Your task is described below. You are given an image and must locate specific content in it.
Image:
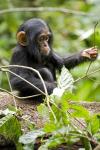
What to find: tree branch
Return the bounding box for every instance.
[0,7,96,17]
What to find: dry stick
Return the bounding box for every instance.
[0,87,17,97]
[86,22,100,83]
[5,69,40,105]
[85,61,92,76]
[82,65,100,84]
[0,65,57,122]
[4,67,42,99]
[85,22,98,78]
[14,94,41,99]
[93,22,98,48]
[0,87,41,99]
[0,65,46,96]
[1,65,47,102]
[0,71,3,86]
[6,72,17,109]
[8,69,45,95]
[0,7,95,17]
[0,69,43,99]
[86,67,100,76]
[74,68,100,83]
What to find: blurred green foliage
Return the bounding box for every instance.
[0,0,100,101]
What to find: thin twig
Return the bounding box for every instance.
[0,87,41,99]
[85,22,99,80]
[0,87,17,97]
[93,22,98,48]
[85,61,92,76]
[15,94,41,99]
[74,67,100,83]
[0,65,46,95]
[0,7,96,17]
[6,72,17,109]
[5,65,48,96]
[0,71,3,86]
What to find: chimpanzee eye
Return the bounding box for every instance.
[38,35,49,43]
[39,36,44,42]
[45,36,49,41]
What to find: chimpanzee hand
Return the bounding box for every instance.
[81,47,98,60]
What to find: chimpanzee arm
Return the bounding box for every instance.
[50,52,64,70]
[50,51,85,70]
[63,47,98,69]
[63,52,86,69]
[51,47,97,70]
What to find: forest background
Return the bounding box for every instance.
[0,0,100,101]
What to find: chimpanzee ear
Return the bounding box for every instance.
[17,31,27,46]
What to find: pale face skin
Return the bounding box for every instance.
[37,30,51,55]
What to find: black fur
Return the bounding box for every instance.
[10,18,88,97]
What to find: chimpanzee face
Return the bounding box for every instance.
[16,18,52,56]
[37,30,51,55]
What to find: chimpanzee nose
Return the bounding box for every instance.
[44,42,47,47]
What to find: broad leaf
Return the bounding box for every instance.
[57,66,74,92]
[52,66,74,98]
[38,136,65,150]
[19,129,45,145]
[37,104,49,118]
[0,114,22,150]
[71,105,90,120]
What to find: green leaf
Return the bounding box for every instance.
[37,104,49,118]
[81,137,92,150]
[39,136,65,150]
[94,132,100,141]
[61,91,74,101]
[19,129,45,145]
[1,108,16,115]
[0,114,22,150]
[44,122,57,132]
[57,66,74,92]
[71,105,90,120]
[52,66,74,98]
[87,114,100,134]
[51,91,69,111]
[72,81,92,101]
